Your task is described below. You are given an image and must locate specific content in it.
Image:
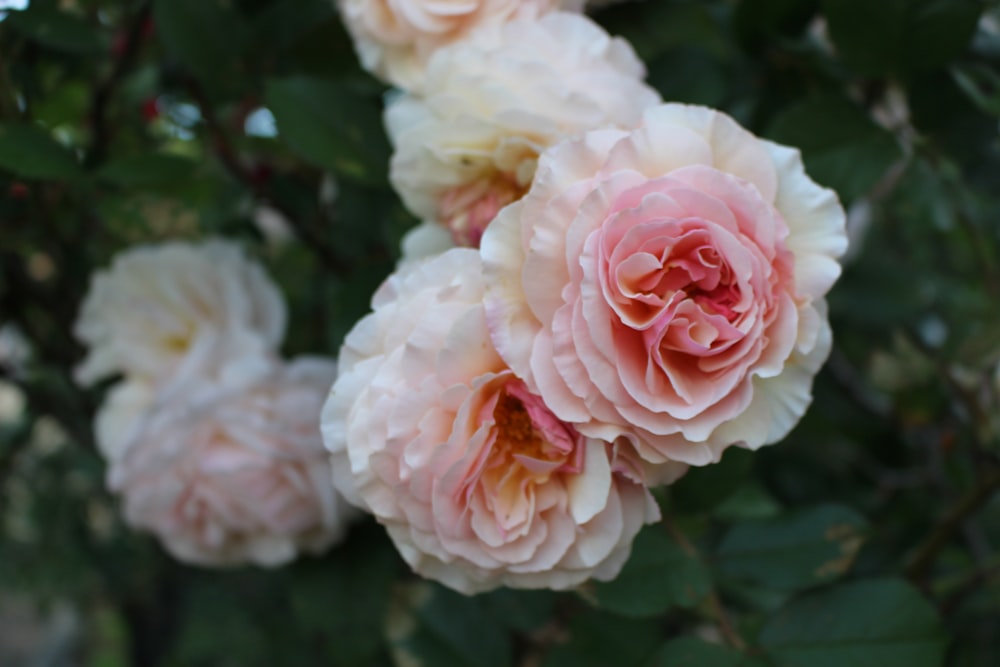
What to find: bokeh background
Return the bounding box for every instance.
[1,0,999,665]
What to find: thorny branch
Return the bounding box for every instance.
[906,466,1000,582]
[86,2,153,167]
[663,516,746,652]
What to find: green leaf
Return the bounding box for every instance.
[712,481,783,522]
[734,0,818,52]
[249,0,337,51]
[97,154,199,189]
[648,637,763,667]
[0,123,83,181]
[481,588,556,634]
[265,76,390,186]
[291,524,399,667]
[386,582,512,667]
[4,7,104,54]
[153,0,250,89]
[670,448,754,513]
[542,610,662,667]
[908,70,997,164]
[86,602,129,667]
[821,0,981,77]
[591,524,711,616]
[595,2,730,62]
[759,579,948,667]
[716,504,867,591]
[647,47,730,108]
[767,93,902,202]
[951,64,1000,118]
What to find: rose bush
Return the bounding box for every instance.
[482,103,848,468]
[6,0,994,662]
[322,249,679,593]
[105,357,353,567]
[385,11,660,252]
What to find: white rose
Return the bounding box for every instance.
[386,12,661,254]
[74,240,286,388]
[337,0,584,90]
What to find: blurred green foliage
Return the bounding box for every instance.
[1,0,1000,665]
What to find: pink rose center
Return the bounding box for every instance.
[458,379,583,530]
[441,173,526,248]
[611,222,750,358]
[587,170,798,412]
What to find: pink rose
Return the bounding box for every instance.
[322,249,677,593]
[337,0,583,90]
[482,104,848,468]
[108,357,354,567]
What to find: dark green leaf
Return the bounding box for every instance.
[387,582,512,667]
[4,7,104,54]
[951,64,1000,118]
[591,524,711,616]
[767,93,902,202]
[542,610,661,667]
[481,588,556,634]
[596,2,730,62]
[647,47,730,108]
[153,0,250,89]
[734,0,818,52]
[908,70,998,165]
[291,524,399,667]
[716,504,867,590]
[648,637,763,667]
[712,482,782,522]
[670,448,754,513]
[759,579,947,667]
[265,76,390,186]
[97,154,200,189]
[0,123,83,181]
[821,0,981,76]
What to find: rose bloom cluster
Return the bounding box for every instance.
[75,240,355,567]
[324,5,849,593]
[77,4,849,593]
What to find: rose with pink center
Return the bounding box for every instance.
[482,104,848,468]
[439,174,525,247]
[322,249,675,593]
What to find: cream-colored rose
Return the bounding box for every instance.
[386,12,660,253]
[482,104,848,468]
[74,240,286,388]
[108,357,354,567]
[322,249,679,593]
[96,380,155,462]
[337,0,584,89]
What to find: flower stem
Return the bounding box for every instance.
[905,466,1000,582]
[662,516,746,651]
